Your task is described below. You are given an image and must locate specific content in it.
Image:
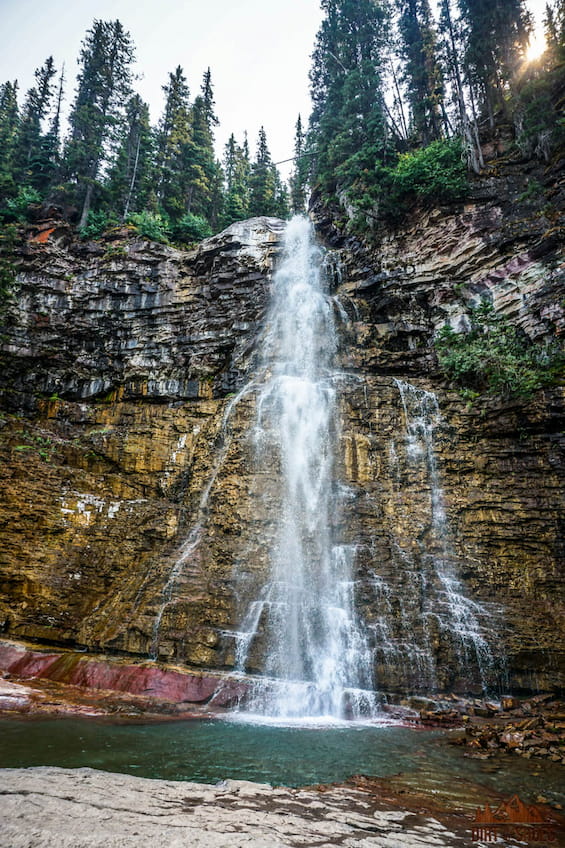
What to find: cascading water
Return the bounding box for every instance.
[152,217,504,710]
[150,381,257,660]
[233,216,378,720]
[392,380,502,692]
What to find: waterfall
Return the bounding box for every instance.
[233,216,378,720]
[393,380,502,692]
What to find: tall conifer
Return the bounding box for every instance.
[249,127,275,216]
[14,57,57,189]
[221,133,251,226]
[289,114,309,213]
[0,82,19,197]
[458,0,532,125]
[65,19,135,226]
[397,0,445,142]
[309,0,391,194]
[107,94,153,219]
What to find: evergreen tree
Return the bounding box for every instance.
[273,170,290,218]
[188,94,217,217]
[289,114,309,213]
[309,0,391,195]
[224,133,238,192]
[0,81,19,197]
[182,69,223,222]
[248,127,289,219]
[200,67,219,128]
[249,126,278,216]
[39,65,66,193]
[155,65,194,217]
[107,94,153,219]
[397,0,445,143]
[13,57,57,189]
[221,132,251,226]
[458,0,532,126]
[207,158,225,231]
[64,19,135,227]
[438,0,484,171]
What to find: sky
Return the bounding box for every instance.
[0,0,549,180]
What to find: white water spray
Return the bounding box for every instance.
[234,217,377,719]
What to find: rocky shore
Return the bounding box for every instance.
[0,766,507,848]
[1,641,564,845]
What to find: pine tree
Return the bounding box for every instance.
[249,126,278,216]
[207,159,225,231]
[309,0,391,195]
[39,65,65,193]
[188,94,217,217]
[289,114,309,213]
[64,19,135,227]
[397,0,445,143]
[13,57,57,189]
[221,133,251,226]
[438,0,484,171]
[155,66,193,217]
[107,94,153,219]
[273,171,290,219]
[200,67,219,129]
[189,69,223,225]
[458,0,532,126]
[0,81,19,197]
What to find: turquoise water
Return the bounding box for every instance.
[0,717,563,810]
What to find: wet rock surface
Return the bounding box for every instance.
[0,766,495,848]
[0,158,563,696]
[0,218,285,667]
[445,694,565,766]
[0,640,245,718]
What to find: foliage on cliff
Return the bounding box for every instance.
[342,138,468,227]
[0,223,18,308]
[303,0,565,229]
[435,301,565,399]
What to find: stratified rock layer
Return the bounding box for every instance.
[0,159,563,696]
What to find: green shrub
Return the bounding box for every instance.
[2,186,42,222]
[128,211,170,243]
[435,300,564,400]
[172,212,212,244]
[392,139,468,206]
[79,210,114,240]
[340,138,469,229]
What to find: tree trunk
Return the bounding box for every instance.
[79,182,94,229]
[123,133,141,221]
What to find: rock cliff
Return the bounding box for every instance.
[0,155,563,697]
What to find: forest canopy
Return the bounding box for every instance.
[0,0,564,243]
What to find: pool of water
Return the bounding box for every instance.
[1,717,563,811]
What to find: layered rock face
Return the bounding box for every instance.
[317,156,565,693]
[0,218,284,667]
[0,159,563,696]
